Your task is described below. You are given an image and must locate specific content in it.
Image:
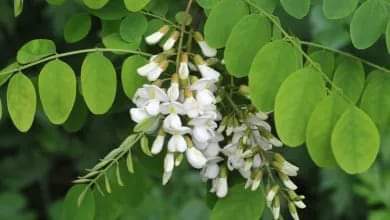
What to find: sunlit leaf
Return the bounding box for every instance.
[224,14,271,77]
[249,40,302,112]
[280,0,310,19]
[331,107,380,174]
[39,60,76,124]
[124,0,151,12]
[308,50,335,79]
[81,52,117,115]
[17,39,56,64]
[7,73,36,132]
[275,67,327,147]
[204,0,249,48]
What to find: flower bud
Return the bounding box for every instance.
[145,25,170,45]
[151,134,165,155]
[179,53,190,79]
[272,196,280,220]
[164,153,175,173]
[186,146,207,169]
[266,185,279,206]
[288,201,300,220]
[168,135,187,153]
[193,55,220,80]
[163,31,180,51]
[194,32,217,57]
[278,172,298,190]
[130,108,149,123]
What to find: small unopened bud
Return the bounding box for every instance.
[163,31,180,51]
[266,185,279,206]
[288,201,300,220]
[194,32,217,57]
[239,85,250,97]
[272,196,280,220]
[278,172,298,190]
[179,53,190,79]
[146,25,170,45]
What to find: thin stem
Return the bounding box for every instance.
[140,10,179,28]
[0,48,152,76]
[300,41,390,73]
[175,0,194,72]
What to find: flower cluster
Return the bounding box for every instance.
[130,28,222,185]
[129,25,305,220]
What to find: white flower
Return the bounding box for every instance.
[163,31,179,51]
[162,171,172,185]
[266,185,279,206]
[272,197,281,220]
[151,135,165,155]
[294,201,306,209]
[269,136,283,147]
[194,32,217,57]
[280,173,298,190]
[167,82,180,101]
[168,134,187,153]
[189,117,217,144]
[160,102,186,115]
[252,154,263,168]
[144,99,160,116]
[133,85,168,107]
[203,141,221,157]
[145,25,169,45]
[190,78,217,92]
[186,146,207,169]
[179,53,189,79]
[201,162,220,179]
[137,61,159,77]
[137,58,169,81]
[164,153,175,173]
[130,108,149,123]
[216,177,228,198]
[194,55,220,80]
[196,89,215,106]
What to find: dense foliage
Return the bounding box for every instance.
[0,0,390,219]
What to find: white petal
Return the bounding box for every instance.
[270,137,283,147]
[190,78,217,91]
[178,62,189,79]
[167,82,180,101]
[204,142,221,157]
[163,38,177,51]
[252,154,262,168]
[151,135,165,154]
[216,177,228,198]
[145,32,164,45]
[294,201,306,209]
[184,97,200,118]
[160,102,186,115]
[144,99,160,116]
[130,108,149,123]
[137,62,158,76]
[144,85,169,102]
[162,171,172,185]
[198,64,220,80]
[163,114,182,131]
[186,147,207,169]
[198,41,217,57]
[283,178,298,190]
[203,163,219,179]
[193,127,211,143]
[168,135,187,152]
[147,66,164,81]
[196,89,215,106]
[164,153,175,172]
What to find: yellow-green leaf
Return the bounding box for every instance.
[121,55,147,99]
[323,0,358,19]
[17,39,56,64]
[7,73,37,132]
[331,107,380,174]
[204,0,249,48]
[81,53,117,115]
[224,14,271,77]
[64,13,92,43]
[275,67,327,147]
[83,0,109,9]
[39,60,77,124]
[124,0,151,12]
[280,0,310,19]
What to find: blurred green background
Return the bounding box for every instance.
[1,0,390,219]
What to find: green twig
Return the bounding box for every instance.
[0,48,152,76]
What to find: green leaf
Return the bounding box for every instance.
[331,106,380,174]
[360,71,390,134]
[124,0,151,12]
[275,67,327,147]
[204,0,249,48]
[121,55,148,99]
[134,116,160,133]
[224,14,271,77]
[88,0,128,20]
[332,58,365,103]
[126,151,134,173]
[119,13,148,43]
[83,0,109,9]
[93,191,123,220]
[323,0,358,19]
[39,60,76,125]
[386,22,390,54]
[197,0,221,9]
[14,0,23,17]
[248,0,277,13]
[17,39,56,64]
[0,98,2,121]
[249,40,302,112]
[61,185,95,220]
[81,52,117,115]
[308,50,335,79]
[0,63,19,87]
[102,33,140,53]
[210,183,265,220]
[141,135,152,157]
[350,0,388,49]
[7,73,37,132]
[306,93,349,167]
[64,14,92,43]
[280,0,310,19]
